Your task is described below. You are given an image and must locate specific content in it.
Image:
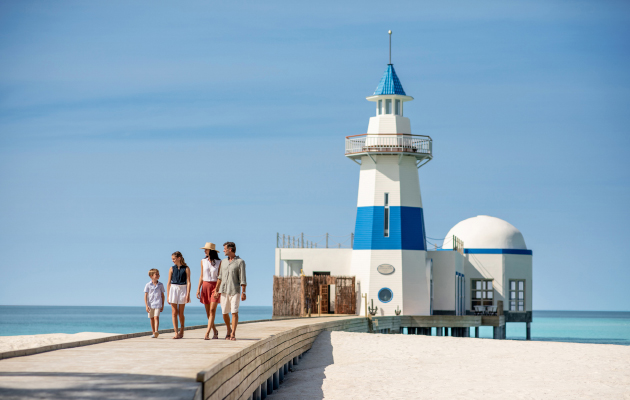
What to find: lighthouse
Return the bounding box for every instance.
[346,34,433,316]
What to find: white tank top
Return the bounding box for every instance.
[202,258,220,282]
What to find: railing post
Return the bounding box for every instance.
[326,233,329,248]
[301,233,304,248]
[276,233,279,248]
[282,234,285,248]
[351,233,354,248]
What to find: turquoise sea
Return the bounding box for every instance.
[0,305,272,337]
[0,307,628,345]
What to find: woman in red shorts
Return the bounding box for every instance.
[196,242,222,340]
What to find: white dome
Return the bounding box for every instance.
[442,215,527,250]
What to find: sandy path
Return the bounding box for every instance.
[0,332,118,353]
[272,331,630,399]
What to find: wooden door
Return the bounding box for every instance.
[319,284,329,314]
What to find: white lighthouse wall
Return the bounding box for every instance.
[428,250,465,312]
[367,115,411,134]
[401,250,430,315]
[356,155,422,208]
[365,250,404,316]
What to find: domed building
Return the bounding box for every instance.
[428,215,533,338]
[442,215,528,251]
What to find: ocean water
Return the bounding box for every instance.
[0,305,272,336]
[1,307,628,345]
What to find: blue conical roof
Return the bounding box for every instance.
[373,64,406,96]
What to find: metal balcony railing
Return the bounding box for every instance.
[345,134,432,157]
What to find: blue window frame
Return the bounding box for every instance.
[378,287,393,303]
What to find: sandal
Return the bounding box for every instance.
[225,332,232,340]
[212,331,219,340]
[204,335,210,340]
[230,335,236,341]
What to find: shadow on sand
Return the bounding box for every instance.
[269,331,334,400]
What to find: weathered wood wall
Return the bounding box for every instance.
[334,276,356,315]
[272,277,302,317]
[273,275,356,316]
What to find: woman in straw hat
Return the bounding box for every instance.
[196,242,222,340]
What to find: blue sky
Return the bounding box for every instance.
[0,1,628,310]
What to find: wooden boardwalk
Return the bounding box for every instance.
[0,316,360,400]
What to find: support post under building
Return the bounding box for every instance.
[526,322,531,340]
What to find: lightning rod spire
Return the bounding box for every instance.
[388,30,392,64]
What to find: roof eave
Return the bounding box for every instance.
[366,94,414,102]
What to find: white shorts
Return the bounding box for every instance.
[221,293,241,314]
[148,308,160,318]
[169,284,188,304]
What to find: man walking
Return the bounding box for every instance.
[216,241,247,340]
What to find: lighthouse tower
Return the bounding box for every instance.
[346,41,433,316]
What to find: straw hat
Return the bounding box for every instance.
[200,242,220,251]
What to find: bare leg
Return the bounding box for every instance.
[204,321,212,340]
[223,312,232,339]
[178,304,186,338]
[209,302,219,337]
[204,304,213,340]
[171,304,179,339]
[231,313,239,340]
[154,317,160,338]
[204,303,211,319]
[150,317,156,333]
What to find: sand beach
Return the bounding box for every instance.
[273,331,630,399]
[0,332,118,354]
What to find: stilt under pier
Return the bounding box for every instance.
[267,376,273,395]
[526,322,531,340]
[475,327,480,338]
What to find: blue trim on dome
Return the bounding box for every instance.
[465,249,533,255]
[373,64,406,96]
[430,249,532,255]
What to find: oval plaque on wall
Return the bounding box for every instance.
[377,264,395,275]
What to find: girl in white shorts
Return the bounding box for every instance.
[167,251,191,339]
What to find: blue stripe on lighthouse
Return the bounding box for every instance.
[353,206,427,250]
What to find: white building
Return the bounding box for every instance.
[275,60,532,332]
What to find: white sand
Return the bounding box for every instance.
[273,331,630,399]
[0,332,118,353]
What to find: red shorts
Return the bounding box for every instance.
[200,281,219,304]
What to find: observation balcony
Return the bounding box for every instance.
[345,133,433,167]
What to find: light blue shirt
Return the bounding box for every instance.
[144,281,165,309]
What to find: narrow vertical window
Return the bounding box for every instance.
[384,193,389,237]
[509,280,526,311]
[395,99,400,115]
[385,99,392,114]
[378,100,382,115]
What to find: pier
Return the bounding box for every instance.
[0,316,365,400]
[0,314,509,399]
